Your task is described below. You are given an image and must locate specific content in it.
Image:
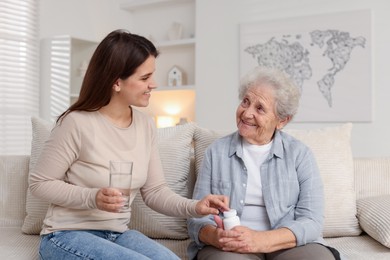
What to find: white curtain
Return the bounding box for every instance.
[0,0,39,155]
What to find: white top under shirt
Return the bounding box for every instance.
[241,139,272,231]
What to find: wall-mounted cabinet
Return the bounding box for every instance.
[40,36,98,121]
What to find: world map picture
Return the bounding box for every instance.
[240,10,372,122]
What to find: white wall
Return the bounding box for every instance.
[39,0,130,41]
[39,0,390,158]
[39,0,196,123]
[195,0,390,158]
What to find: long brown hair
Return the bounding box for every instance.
[57,29,159,123]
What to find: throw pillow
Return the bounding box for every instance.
[128,123,196,239]
[21,117,53,234]
[194,123,361,238]
[285,123,361,237]
[357,195,390,248]
[193,127,230,176]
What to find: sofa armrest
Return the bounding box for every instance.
[0,155,30,227]
[357,195,390,248]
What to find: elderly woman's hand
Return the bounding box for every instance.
[219,227,297,253]
[218,226,264,253]
[195,194,230,215]
[198,215,245,250]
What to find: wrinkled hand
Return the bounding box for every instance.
[219,226,265,253]
[214,213,261,253]
[195,194,230,215]
[96,187,127,213]
[200,225,232,249]
[199,217,241,250]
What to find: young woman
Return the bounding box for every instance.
[30,29,228,260]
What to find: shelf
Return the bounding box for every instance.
[155,37,195,48]
[70,85,194,97]
[156,84,194,91]
[120,0,193,11]
[120,0,196,122]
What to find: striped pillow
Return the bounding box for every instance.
[128,123,196,239]
[357,195,390,248]
[21,117,52,234]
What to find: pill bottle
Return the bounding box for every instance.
[223,209,240,230]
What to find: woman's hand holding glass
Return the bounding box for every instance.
[95,161,133,213]
[96,188,128,213]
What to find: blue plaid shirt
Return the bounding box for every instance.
[187,130,325,259]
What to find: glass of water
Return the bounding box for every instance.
[109,160,133,212]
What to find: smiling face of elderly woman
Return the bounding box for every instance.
[236,83,289,145]
[236,67,301,145]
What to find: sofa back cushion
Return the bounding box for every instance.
[354,157,390,200]
[193,123,361,238]
[128,123,196,239]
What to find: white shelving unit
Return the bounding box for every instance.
[120,0,196,91]
[156,84,195,91]
[120,0,196,125]
[120,0,193,12]
[40,36,98,121]
[156,37,195,48]
[119,0,197,124]
[40,1,197,124]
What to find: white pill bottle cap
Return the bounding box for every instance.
[223,209,237,218]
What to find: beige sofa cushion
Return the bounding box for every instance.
[194,123,361,238]
[193,127,232,176]
[357,195,390,248]
[22,117,196,239]
[21,117,52,234]
[128,123,196,239]
[354,157,390,200]
[285,123,361,237]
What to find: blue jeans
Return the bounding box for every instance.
[39,230,180,260]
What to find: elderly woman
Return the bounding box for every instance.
[187,67,340,260]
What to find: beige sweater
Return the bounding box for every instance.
[30,109,199,235]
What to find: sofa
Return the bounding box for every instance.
[1,118,390,259]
